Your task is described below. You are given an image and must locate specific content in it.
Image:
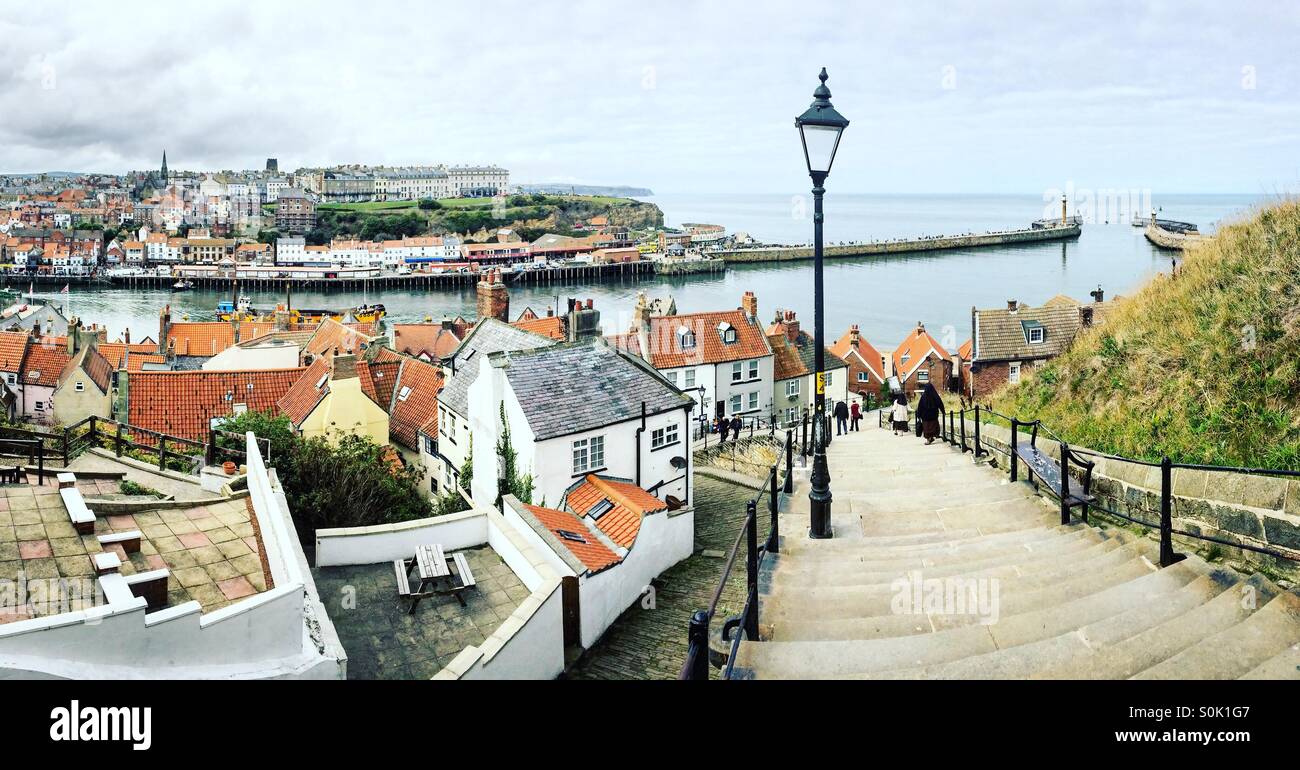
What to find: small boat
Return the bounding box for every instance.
[216,295,259,321]
[171,280,194,292]
[283,303,387,325]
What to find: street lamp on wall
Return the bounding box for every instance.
[795,67,849,540]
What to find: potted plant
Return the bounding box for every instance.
[222,460,237,475]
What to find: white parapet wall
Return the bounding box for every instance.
[0,433,346,680]
[314,507,566,680]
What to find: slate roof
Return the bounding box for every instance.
[610,310,772,369]
[766,330,848,382]
[80,346,114,392]
[494,340,693,442]
[127,368,305,441]
[972,300,1109,363]
[440,318,557,417]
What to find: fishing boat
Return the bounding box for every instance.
[172,280,194,292]
[285,303,386,325]
[216,295,260,321]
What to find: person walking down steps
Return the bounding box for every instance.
[890,395,910,436]
[850,400,862,432]
[834,400,850,435]
[917,382,945,445]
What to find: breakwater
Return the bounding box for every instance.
[1144,223,1205,252]
[714,223,1082,263]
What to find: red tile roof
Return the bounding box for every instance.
[522,503,621,573]
[166,322,235,357]
[98,342,166,371]
[511,315,566,341]
[958,338,973,360]
[388,357,444,449]
[611,310,771,368]
[391,323,462,361]
[21,341,71,388]
[127,368,306,441]
[0,331,29,373]
[830,327,885,383]
[278,356,403,428]
[564,474,666,549]
[304,318,377,359]
[80,347,114,392]
[892,325,950,380]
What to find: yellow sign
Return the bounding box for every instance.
[816,372,826,395]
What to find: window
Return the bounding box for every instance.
[684,369,695,388]
[731,362,742,382]
[397,386,412,402]
[423,435,436,455]
[825,371,833,386]
[443,462,455,489]
[748,360,759,380]
[786,379,800,396]
[651,425,679,450]
[858,372,869,382]
[729,394,742,414]
[748,391,759,411]
[573,435,605,473]
[74,381,84,392]
[34,401,43,412]
[786,407,798,424]
[665,371,678,387]
[665,422,678,446]
[1028,327,1046,344]
[678,327,696,349]
[917,369,929,384]
[1009,362,1021,384]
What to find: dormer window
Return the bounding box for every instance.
[717,321,737,344]
[1028,327,1045,344]
[677,326,696,349]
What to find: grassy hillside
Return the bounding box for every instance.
[992,199,1300,469]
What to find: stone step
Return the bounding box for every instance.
[767,528,1116,586]
[760,548,1156,623]
[777,512,1079,556]
[768,559,1210,645]
[1028,573,1280,679]
[1132,589,1300,679]
[1238,640,1300,679]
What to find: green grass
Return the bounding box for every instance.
[991,198,1300,469]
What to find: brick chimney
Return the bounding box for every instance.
[1006,300,1018,313]
[741,291,757,321]
[332,354,358,382]
[158,305,171,355]
[1089,286,1105,303]
[915,321,926,337]
[476,269,510,323]
[849,324,860,347]
[784,310,800,343]
[123,328,131,345]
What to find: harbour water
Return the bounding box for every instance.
[35,193,1269,350]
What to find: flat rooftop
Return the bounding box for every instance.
[0,480,270,624]
[312,545,528,680]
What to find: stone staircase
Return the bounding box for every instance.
[729,422,1300,679]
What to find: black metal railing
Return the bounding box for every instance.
[64,416,208,475]
[693,413,779,450]
[964,405,1300,567]
[681,429,794,680]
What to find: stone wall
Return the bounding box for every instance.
[716,224,1081,264]
[974,422,1300,581]
[694,436,784,482]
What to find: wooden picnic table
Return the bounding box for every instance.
[394,543,479,613]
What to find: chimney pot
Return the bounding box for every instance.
[1007,300,1018,312]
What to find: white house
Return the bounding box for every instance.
[613,291,774,429]
[766,310,850,426]
[467,338,696,513]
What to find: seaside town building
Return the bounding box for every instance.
[890,322,954,397]
[275,187,316,234]
[830,323,888,404]
[766,309,849,425]
[967,291,1112,398]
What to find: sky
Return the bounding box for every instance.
[1,0,1298,195]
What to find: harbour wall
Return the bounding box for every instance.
[716,224,1082,264]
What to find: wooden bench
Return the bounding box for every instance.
[0,465,24,484]
[98,530,143,554]
[1010,419,1096,521]
[124,569,170,610]
[446,552,478,607]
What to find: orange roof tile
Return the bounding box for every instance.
[166,322,236,357]
[830,327,885,383]
[958,338,973,360]
[564,474,666,549]
[127,368,306,441]
[391,323,462,361]
[892,325,950,380]
[98,342,166,370]
[0,331,29,373]
[388,357,444,449]
[304,318,377,359]
[611,309,771,368]
[522,503,621,573]
[510,315,566,341]
[21,342,71,388]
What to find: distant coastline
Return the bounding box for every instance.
[518,183,653,197]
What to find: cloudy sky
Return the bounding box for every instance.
[1,0,1297,194]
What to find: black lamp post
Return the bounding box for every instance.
[795,67,849,539]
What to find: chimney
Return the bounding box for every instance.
[476,269,510,323]
[1080,306,1095,328]
[785,311,800,343]
[850,324,860,347]
[67,317,80,354]
[158,304,171,355]
[916,321,926,337]
[1006,300,1018,313]
[741,291,758,321]
[123,328,130,345]
[1090,286,1105,303]
[332,354,359,382]
[567,298,602,342]
[441,315,453,331]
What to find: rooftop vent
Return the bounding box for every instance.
[557,529,587,544]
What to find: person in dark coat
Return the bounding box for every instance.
[730,416,743,440]
[833,400,850,435]
[718,416,730,442]
[849,400,862,431]
[916,383,945,444]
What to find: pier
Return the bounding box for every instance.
[714,222,1082,264]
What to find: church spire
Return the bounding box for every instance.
[161,150,168,182]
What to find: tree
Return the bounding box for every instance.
[418,199,441,211]
[495,402,533,507]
